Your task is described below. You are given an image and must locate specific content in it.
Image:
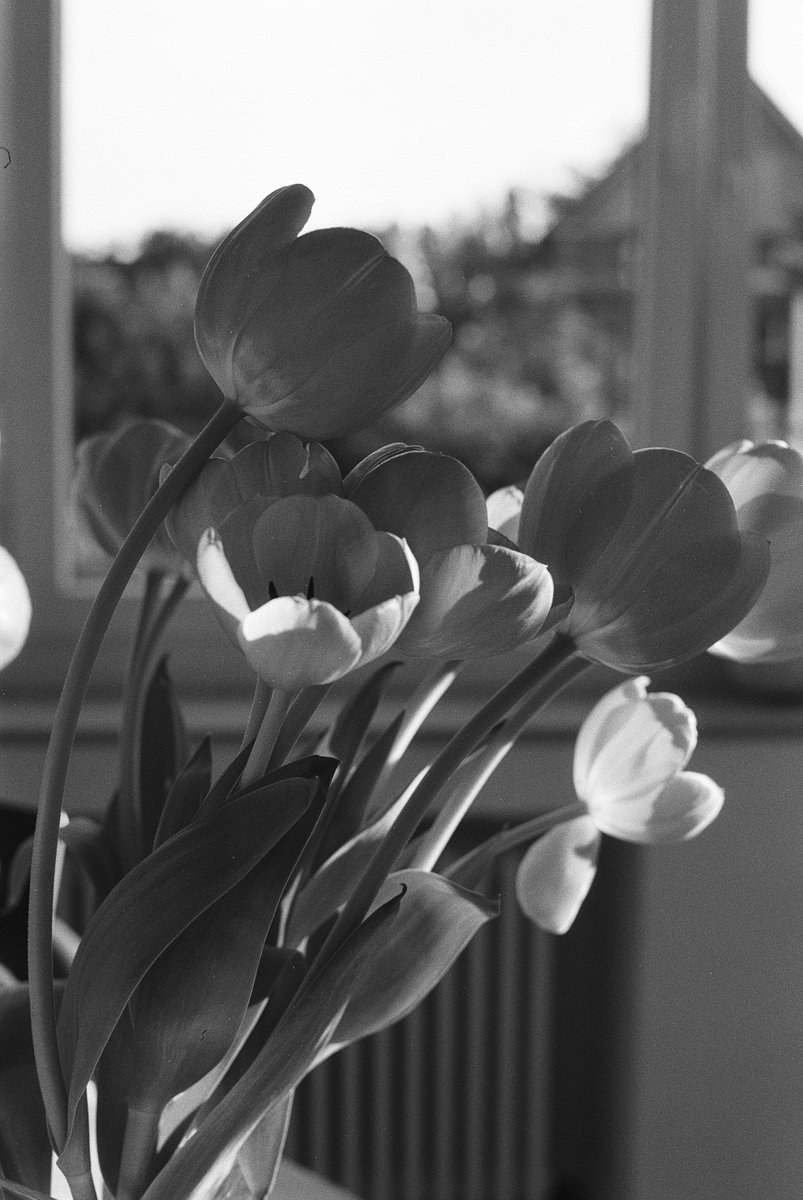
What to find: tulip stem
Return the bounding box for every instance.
[307,633,590,980]
[28,400,241,1152]
[242,688,295,788]
[445,801,587,889]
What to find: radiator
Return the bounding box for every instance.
[285,851,555,1200]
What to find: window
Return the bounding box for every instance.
[3,1,802,699]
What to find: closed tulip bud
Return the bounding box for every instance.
[72,420,191,574]
[516,420,770,672]
[194,184,452,439]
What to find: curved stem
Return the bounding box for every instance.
[445,800,587,889]
[28,401,241,1152]
[117,571,167,867]
[307,634,588,981]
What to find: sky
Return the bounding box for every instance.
[62,0,803,252]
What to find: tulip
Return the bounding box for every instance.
[0,544,31,670]
[516,676,723,933]
[72,420,192,574]
[166,431,343,566]
[705,439,803,663]
[194,184,452,439]
[515,420,770,671]
[346,447,554,656]
[196,493,419,689]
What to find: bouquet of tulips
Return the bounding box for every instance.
[2,183,803,1200]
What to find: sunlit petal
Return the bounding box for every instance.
[515,817,600,934]
[238,597,362,688]
[350,593,420,667]
[574,677,697,805]
[486,485,523,542]
[396,544,553,658]
[0,545,32,670]
[196,531,251,624]
[594,770,724,844]
[707,440,803,664]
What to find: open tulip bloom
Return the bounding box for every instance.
[2,186,789,1200]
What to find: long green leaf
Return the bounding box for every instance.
[98,783,322,1115]
[152,735,213,847]
[56,778,312,1146]
[330,869,497,1048]
[142,890,403,1200]
[0,986,55,1193]
[284,779,418,947]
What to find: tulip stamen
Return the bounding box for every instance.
[268,581,279,601]
[307,576,315,600]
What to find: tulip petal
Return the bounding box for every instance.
[706,439,803,507]
[245,312,452,439]
[239,597,363,689]
[349,450,488,564]
[248,495,380,611]
[576,529,770,670]
[574,677,697,806]
[350,592,420,667]
[396,544,553,658]
[595,770,724,844]
[518,420,635,589]
[486,484,524,543]
[515,817,600,934]
[195,184,315,395]
[342,443,422,493]
[577,451,742,609]
[348,531,420,612]
[196,530,251,624]
[709,494,803,662]
[0,546,31,670]
[73,421,190,571]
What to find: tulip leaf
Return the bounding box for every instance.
[139,656,189,852]
[0,985,58,1192]
[142,889,403,1200]
[98,779,324,1116]
[285,785,411,947]
[2,837,32,914]
[332,870,498,1047]
[153,735,213,847]
[59,816,121,904]
[236,1091,294,1197]
[267,684,330,768]
[0,1178,55,1200]
[317,713,405,862]
[322,660,401,769]
[56,778,313,1146]
[193,740,255,818]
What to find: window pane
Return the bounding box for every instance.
[62,0,651,491]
